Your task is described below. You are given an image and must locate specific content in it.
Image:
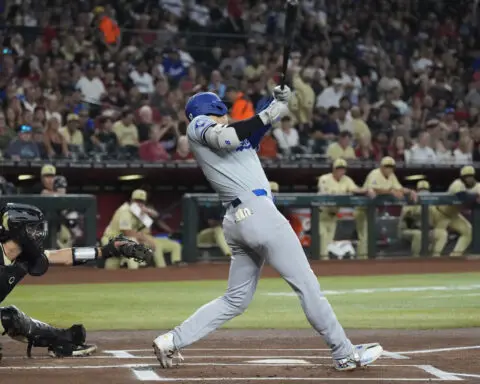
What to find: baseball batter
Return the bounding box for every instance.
[152,89,383,371]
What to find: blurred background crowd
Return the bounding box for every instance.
[1,0,480,165]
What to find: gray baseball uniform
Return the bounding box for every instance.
[171,115,353,359]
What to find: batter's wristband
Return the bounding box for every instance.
[72,247,98,265]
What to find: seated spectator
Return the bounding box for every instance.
[435,139,453,163]
[310,107,339,154]
[326,131,356,161]
[273,116,300,155]
[162,49,187,84]
[76,62,106,106]
[139,125,170,162]
[371,132,390,161]
[225,85,255,121]
[91,115,118,156]
[453,136,473,164]
[389,135,410,163]
[408,131,437,164]
[43,118,69,158]
[137,105,153,143]
[158,114,181,151]
[355,135,375,160]
[113,108,139,151]
[208,70,226,98]
[0,112,16,156]
[337,107,352,133]
[257,131,279,159]
[171,135,194,161]
[60,114,84,153]
[349,106,371,142]
[130,60,155,95]
[316,79,344,110]
[5,125,41,160]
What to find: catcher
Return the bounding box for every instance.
[0,202,152,360]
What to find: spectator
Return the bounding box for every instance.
[355,135,375,161]
[453,136,473,165]
[371,132,390,160]
[0,112,16,156]
[337,107,352,133]
[409,131,437,164]
[91,115,118,156]
[130,60,155,95]
[225,86,255,121]
[76,62,106,106]
[257,131,279,159]
[315,79,344,110]
[273,116,300,155]
[151,78,170,112]
[139,125,170,162]
[389,135,410,163]
[171,135,194,161]
[208,70,226,99]
[113,108,139,151]
[43,118,69,159]
[435,139,453,164]
[137,105,154,143]
[326,131,356,161]
[60,114,84,153]
[349,106,371,142]
[158,114,181,151]
[310,107,339,153]
[162,49,187,84]
[5,125,41,160]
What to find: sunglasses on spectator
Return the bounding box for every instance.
[2,48,12,55]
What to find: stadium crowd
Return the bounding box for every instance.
[1,0,480,164]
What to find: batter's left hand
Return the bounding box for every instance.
[273,85,292,103]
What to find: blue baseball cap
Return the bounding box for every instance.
[19,125,33,133]
[185,92,228,121]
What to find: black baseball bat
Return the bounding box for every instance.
[280,0,299,90]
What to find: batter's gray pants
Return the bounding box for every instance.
[171,193,354,359]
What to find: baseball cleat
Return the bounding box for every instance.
[153,333,184,368]
[334,343,383,371]
[48,343,97,358]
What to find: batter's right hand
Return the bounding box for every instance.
[273,85,292,103]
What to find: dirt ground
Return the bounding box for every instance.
[7,258,480,383]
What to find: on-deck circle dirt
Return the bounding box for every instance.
[6,258,479,383]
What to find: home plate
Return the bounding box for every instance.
[246,359,311,365]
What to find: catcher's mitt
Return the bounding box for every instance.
[101,235,153,263]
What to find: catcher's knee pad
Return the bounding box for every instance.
[0,305,86,357]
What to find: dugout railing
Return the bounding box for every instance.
[181,193,480,262]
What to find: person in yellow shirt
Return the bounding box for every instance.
[102,189,155,269]
[113,108,139,148]
[431,166,480,257]
[59,114,84,150]
[355,156,418,258]
[317,159,376,259]
[197,206,231,258]
[292,70,315,127]
[326,131,356,161]
[349,107,371,142]
[398,180,447,257]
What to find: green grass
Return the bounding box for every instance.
[5,273,480,330]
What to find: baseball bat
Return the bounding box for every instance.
[280,0,299,90]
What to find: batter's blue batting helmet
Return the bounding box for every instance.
[185,92,228,121]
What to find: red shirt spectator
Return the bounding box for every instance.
[139,126,170,162]
[257,133,278,159]
[172,135,194,160]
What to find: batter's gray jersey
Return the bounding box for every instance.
[187,115,271,203]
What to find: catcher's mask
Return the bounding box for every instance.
[1,203,49,276]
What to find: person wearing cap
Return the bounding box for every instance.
[355,156,418,258]
[398,180,447,257]
[39,164,56,194]
[432,166,480,257]
[317,159,376,259]
[5,125,41,160]
[76,62,106,106]
[326,131,356,161]
[59,114,84,152]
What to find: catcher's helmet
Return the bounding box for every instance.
[0,203,49,276]
[185,92,228,122]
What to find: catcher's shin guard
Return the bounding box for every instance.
[0,305,86,357]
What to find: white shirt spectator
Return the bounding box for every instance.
[412,57,433,73]
[178,49,195,68]
[160,0,184,18]
[130,70,155,94]
[408,144,437,164]
[453,148,472,165]
[435,149,453,164]
[316,83,344,109]
[273,127,299,152]
[337,115,353,133]
[189,2,210,27]
[76,76,105,105]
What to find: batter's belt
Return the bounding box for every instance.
[231,189,268,208]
